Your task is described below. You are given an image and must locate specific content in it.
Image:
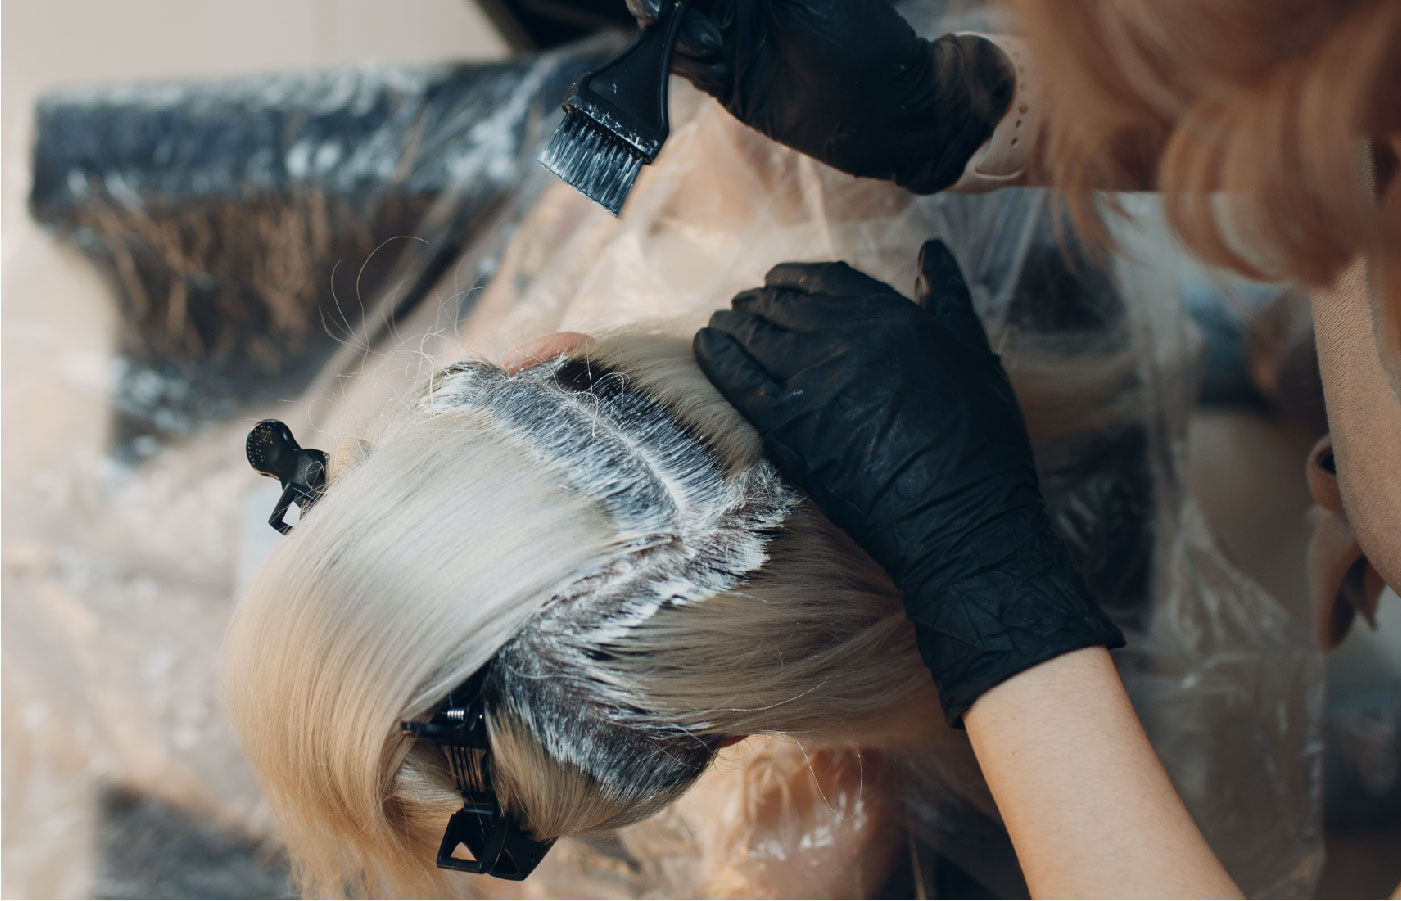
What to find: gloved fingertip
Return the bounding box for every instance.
[679,9,723,54]
[692,325,720,355]
[693,326,755,386]
[766,260,892,299]
[914,239,973,310]
[731,287,824,329]
[730,287,769,312]
[705,307,752,334]
[763,261,830,292]
[916,239,957,275]
[692,327,723,369]
[758,436,808,488]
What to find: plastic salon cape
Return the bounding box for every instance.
[10,21,1322,901]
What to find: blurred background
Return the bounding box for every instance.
[2,2,1398,898]
[3,4,508,897]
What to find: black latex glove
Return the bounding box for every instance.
[694,242,1125,724]
[626,0,1013,194]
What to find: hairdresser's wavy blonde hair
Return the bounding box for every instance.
[1001,0,1401,288]
[224,334,935,898]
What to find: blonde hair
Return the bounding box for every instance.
[1000,0,1401,288]
[224,333,935,897]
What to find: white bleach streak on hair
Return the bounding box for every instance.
[225,334,937,897]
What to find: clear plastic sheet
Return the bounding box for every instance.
[26,44,613,455]
[6,12,1326,900]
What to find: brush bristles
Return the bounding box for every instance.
[539,113,645,216]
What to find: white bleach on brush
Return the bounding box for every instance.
[538,0,693,216]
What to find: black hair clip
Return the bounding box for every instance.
[400,672,554,881]
[245,420,328,534]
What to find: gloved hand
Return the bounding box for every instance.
[694,242,1125,724]
[625,0,1013,194]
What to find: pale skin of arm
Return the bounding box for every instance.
[964,647,1243,899]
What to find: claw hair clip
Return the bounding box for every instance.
[245,420,328,534]
[401,671,555,880]
[244,420,551,878]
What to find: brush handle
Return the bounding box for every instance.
[567,0,692,158]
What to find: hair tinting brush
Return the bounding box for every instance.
[539,0,692,216]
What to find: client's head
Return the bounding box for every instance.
[224,333,930,897]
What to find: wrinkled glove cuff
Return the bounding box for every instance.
[910,559,1126,728]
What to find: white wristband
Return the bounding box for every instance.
[948,34,1040,193]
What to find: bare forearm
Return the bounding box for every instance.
[964,647,1241,899]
